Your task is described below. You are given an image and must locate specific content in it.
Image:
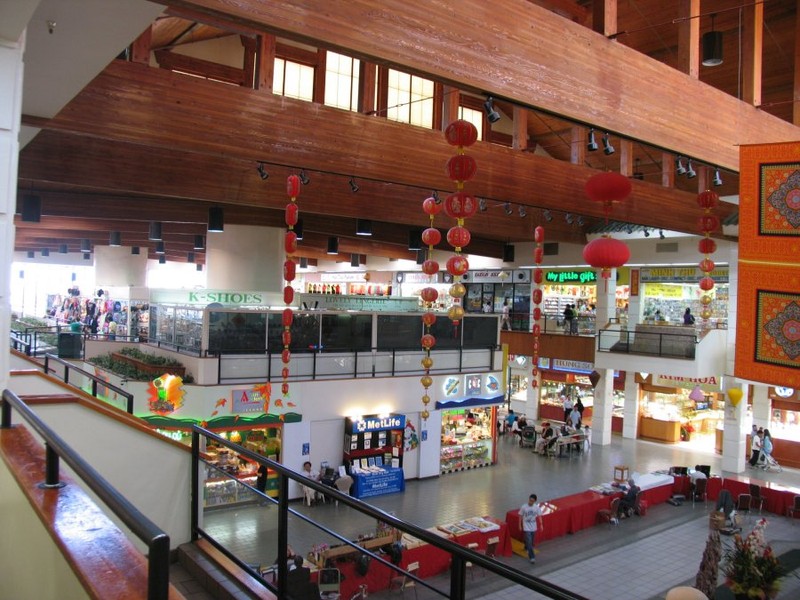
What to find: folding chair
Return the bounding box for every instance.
[786,495,800,524]
[736,493,752,522]
[748,483,764,514]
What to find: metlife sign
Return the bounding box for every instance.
[348,415,406,434]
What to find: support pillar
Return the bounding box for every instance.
[721,385,747,473]
[591,368,615,446]
[622,371,640,439]
[751,384,771,429]
[593,268,617,326]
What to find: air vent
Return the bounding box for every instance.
[543,242,559,256]
[655,242,679,253]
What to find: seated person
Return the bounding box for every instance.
[617,479,640,518]
[688,467,707,493]
[301,461,320,506]
[534,423,555,454]
[286,555,319,600]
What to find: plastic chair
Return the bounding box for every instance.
[748,483,764,514]
[598,497,621,525]
[333,475,354,506]
[692,477,708,506]
[786,495,800,523]
[318,568,341,599]
[388,561,418,598]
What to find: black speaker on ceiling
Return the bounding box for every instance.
[503,244,515,262]
[21,194,42,222]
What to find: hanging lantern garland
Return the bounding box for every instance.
[530,225,546,389]
[281,175,301,400]
[443,119,479,328]
[697,190,720,322]
[583,172,632,291]
[418,195,442,421]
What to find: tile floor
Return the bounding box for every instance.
[188,432,800,599]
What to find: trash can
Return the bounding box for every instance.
[57,333,82,359]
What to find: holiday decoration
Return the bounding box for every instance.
[583,235,630,283]
[583,172,631,289]
[697,189,720,322]
[585,172,632,223]
[531,225,545,389]
[282,174,301,400]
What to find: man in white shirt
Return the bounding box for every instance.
[562,395,573,422]
[518,493,544,563]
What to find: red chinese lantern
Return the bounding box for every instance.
[444,119,478,147]
[446,226,471,249]
[698,238,717,254]
[699,258,716,273]
[281,349,291,364]
[283,259,296,281]
[282,382,290,395]
[443,192,478,219]
[422,312,437,327]
[533,268,543,284]
[283,285,294,304]
[534,226,545,244]
[698,214,720,233]
[282,330,292,346]
[533,324,541,336]
[585,172,632,222]
[534,247,544,264]
[282,308,293,327]
[533,307,542,321]
[285,231,297,254]
[445,155,477,182]
[422,196,442,216]
[420,287,439,303]
[281,367,290,379]
[421,334,436,349]
[421,228,441,246]
[696,190,720,210]
[422,260,439,275]
[285,202,299,226]
[286,175,301,198]
[532,289,543,304]
[583,236,630,279]
[446,255,469,276]
[699,277,715,291]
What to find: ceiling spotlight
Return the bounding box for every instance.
[576,216,585,226]
[299,169,310,185]
[518,205,527,218]
[625,224,634,235]
[504,202,513,216]
[478,198,487,212]
[483,96,501,123]
[702,14,723,67]
[432,190,441,205]
[356,219,372,236]
[565,213,574,225]
[542,209,553,223]
[587,128,598,152]
[349,176,359,193]
[257,162,269,180]
[633,159,644,180]
[148,221,162,241]
[686,159,697,179]
[602,132,615,155]
[326,236,339,255]
[675,156,687,176]
[713,168,723,187]
[659,229,666,239]
[643,228,651,237]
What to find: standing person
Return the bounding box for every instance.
[762,429,774,463]
[749,426,762,467]
[575,398,585,427]
[501,300,511,330]
[568,406,581,430]
[107,317,117,341]
[563,304,574,334]
[505,409,516,435]
[569,304,579,335]
[518,494,544,563]
[562,394,573,423]
[256,464,268,499]
[683,307,696,325]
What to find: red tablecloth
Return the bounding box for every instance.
[640,482,674,506]
[672,475,722,500]
[505,491,617,543]
[722,475,800,516]
[448,517,512,557]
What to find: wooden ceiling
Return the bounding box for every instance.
[14,0,799,265]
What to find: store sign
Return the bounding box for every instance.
[639,267,729,283]
[401,272,442,284]
[486,375,500,393]
[538,357,551,369]
[302,295,417,312]
[350,415,406,434]
[630,269,640,297]
[232,388,268,413]
[545,270,597,284]
[320,272,369,282]
[552,359,594,374]
[462,269,528,283]
[466,374,483,395]
[151,288,265,306]
[775,387,794,398]
[443,376,461,397]
[655,375,721,392]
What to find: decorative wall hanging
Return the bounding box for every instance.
[697,189,720,322]
[282,175,301,400]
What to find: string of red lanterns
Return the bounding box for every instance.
[697,189,720,322]
[531,225,545,389]
[419,195,442,421]
[281,175,301,399]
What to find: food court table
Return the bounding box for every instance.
[351,467,405,499]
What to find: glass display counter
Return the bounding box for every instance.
[440,407,496,474]
[440,439,492,474]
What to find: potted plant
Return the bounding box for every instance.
[722,518,784,599]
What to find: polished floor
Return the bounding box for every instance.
[190,431,800,600]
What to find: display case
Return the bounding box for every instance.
[440,439,492,474]
[440,407,496,474]
[204,473,259,508]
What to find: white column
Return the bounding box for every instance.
[94,246,148,287]
[721,385,747,473]
[622,371,640,439]
[526,371,539,421]
[626,269,642,327]
[594,268,617,326]
[1,30,25,391]
[751,384,771,429]
[591,368,614,446]
[207,224,284,293]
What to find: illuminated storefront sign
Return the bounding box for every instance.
[655,374,721,392]
[640,267,729,283]
[545,270,597,284]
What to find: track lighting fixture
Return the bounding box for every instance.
[542,209,553,223]
[702,14,723,67]
[349,176,359,193]
[587,128,598,152]
[602,132,615,155]
[294,219,304,241]
[208,206,224,232]
[483,96,501,123]
[193,235,205,250]
[675,156,687,176]
[518,205,527,218]
[159,255,166,264]
[643,228,650,237]
[432,190,441,205]
[478,198,487,212]
[685,159,697,179]
[625,224,634,235]
[155,241,165,254]
[504,202,513,216]
[713,168,723,187]
[565,213,574,225]
[81,239,91,253]
[257,162,269,180]
[659,229,666,239]
[350,253,360,267]
[356,219,372,236]
[633,159,644,180]
[326,236,339,255]
[299,257,309,269]
[109,231,121,247]
[576,216,585,227]
[148,221,162,241]
[299,169,310,185]
[131,246,140,255]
